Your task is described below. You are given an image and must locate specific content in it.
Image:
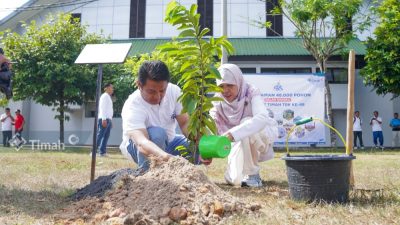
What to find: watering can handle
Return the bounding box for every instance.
[286,117,350,155]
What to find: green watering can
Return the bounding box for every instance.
[199,135,232,159]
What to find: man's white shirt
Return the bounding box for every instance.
[353,117,362,131]
[0,113,12,131]
[119,83,183,158]
[98,92,113,120]
[371,116,382,131]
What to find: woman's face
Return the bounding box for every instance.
[219,83,239,103]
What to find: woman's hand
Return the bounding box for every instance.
[199,155,212,165]
[224,132,235,142]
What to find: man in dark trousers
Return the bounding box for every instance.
[96,83,114,157]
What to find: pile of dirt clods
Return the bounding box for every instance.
[56,157,261,225]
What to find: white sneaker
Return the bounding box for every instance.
[354,146,358,150]
[361,146,365,150]
[380,146,384,150]
[242,174,262,188]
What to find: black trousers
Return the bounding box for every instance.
[2,130,12,147]
[353,131,364,147]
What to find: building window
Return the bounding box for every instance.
[240,68,257,74]
[317,68,348,83]
[261,68,312,74]
[266,0,283,36]
[197,0,213,36]
[129,0,146,38]
[70,13,81,24]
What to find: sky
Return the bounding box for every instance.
[0,0,29,21]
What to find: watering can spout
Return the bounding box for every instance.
[199,135,231,159]
[295,117,313,126]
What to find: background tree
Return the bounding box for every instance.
[269,0,365,145]
[360,0,400,98]
[1,13,104,143]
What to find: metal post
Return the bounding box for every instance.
[221,0,228,64]
[90,64,103,182]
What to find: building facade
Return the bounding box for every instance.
[0,0,398,147]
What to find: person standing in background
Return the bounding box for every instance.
[13,109,25,147]
[389,112,400,148]
[353,111,364,150]
[370,110,384,150]
[0,108,14,147]
[96,83,114,157]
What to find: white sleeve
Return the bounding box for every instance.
[98,94,107,120]
[229,95,275,141]
[121,96,147,132]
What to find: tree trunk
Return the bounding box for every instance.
[59,99,65,144]
[319,59,336,147]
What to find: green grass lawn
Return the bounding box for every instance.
[0,147,399,224]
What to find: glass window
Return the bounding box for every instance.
[129,0,146,38]
[197,0,213,36]
[261,68,311,74]
[316,68,348,83]
[240,68,256,74]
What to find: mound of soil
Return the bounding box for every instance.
[57,157,261,225]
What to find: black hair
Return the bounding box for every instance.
[103,83,112,89]
[355,111,359,114]
[374,110,379,114]
[138,60,170,85]
[0,48,4,55]
[395,112,399,116]
[5,107,10,111]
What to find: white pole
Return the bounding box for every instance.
[221,0,228,64]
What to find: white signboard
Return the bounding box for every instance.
[244,74,326,145]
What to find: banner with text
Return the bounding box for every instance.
[244,74,326,145]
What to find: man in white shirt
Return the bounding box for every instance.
[0,107,14,147]
[96,83,114,156]
[120,60,208,172]
[370,110,384,149]
[353,111,364,150]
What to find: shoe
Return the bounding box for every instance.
[100,153,109,157]
[361,146,365,150]
[241,174,262,188]
[380,146,384,150]
[354,146,358,150]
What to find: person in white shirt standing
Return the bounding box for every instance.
[0,107,14,147]
[370,110,384,149]
[119,61,210,172]
[210,64,278,188]
[353,111,364,150]
[97,83,114,157]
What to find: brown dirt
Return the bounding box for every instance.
[55,157,261,225]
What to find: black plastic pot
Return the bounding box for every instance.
[282,154,356,203]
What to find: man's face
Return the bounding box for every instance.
[355,111,359,117]
[105,85,114,95]
[395,113,398,119]
[137,79,168,105]
[374,111,378,117]
[5,110,10,115]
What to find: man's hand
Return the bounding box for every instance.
[102,120,107,128]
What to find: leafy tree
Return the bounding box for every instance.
[360,0,400,98]
[1,14,105,143]
[270,0,365,145]
[158,1,234,160]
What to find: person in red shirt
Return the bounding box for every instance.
[14,109,25,137]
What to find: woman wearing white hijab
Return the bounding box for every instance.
[210,64,277,187]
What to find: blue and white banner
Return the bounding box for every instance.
[244,74,326,145]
